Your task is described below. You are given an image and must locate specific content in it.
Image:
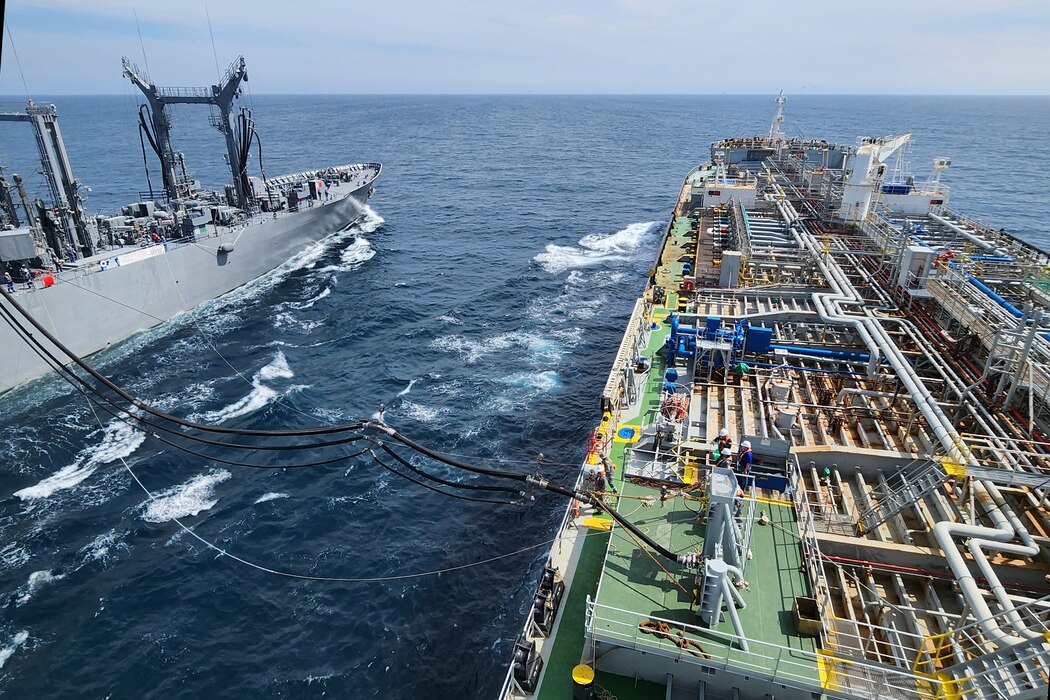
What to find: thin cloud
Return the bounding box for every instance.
[2,0,1048,94]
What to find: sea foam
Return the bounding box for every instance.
[16,570,65,606]
[142,470,232,523]
[254,492,289,505]
[14,420,145,501]
[190,351,293,424]
[0,631,29,669]
[533,221,660,274]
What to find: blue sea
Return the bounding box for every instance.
[0,95,1048,698]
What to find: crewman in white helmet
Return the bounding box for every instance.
[713,428,733,453]
[736,440,754,476]
[716,444,735,470]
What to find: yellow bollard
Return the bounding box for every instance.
[571,664,595,700]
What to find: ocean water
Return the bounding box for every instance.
[0,95,1048,697]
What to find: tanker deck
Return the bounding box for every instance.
[500,97,1050,700]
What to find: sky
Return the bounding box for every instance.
[1,0,1049,95]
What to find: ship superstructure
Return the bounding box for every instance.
[0,57,380,392]
[501,96,1050,700]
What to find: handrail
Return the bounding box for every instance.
[789,453,835,638]
[588,599,946,699]
[600,297,650,413]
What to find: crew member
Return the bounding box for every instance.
[736,440,753,477]
[714,428,733,453]
[594,466,608,493]
[600,456,619,493]
[736,440,754,494]
[716,445,735,470]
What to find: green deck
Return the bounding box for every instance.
[591,488,819,682]
[535,530,609,700]
[537,299,821,696]
[653,217,697,290]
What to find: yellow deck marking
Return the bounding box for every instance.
[582,517,613,531]
[816,650,838,690]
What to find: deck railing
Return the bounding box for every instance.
[587,599,945,700]
[599,297,651,415]
[788,453,835,639]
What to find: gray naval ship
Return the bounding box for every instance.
[0,56,380,393]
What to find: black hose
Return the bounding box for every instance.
[1,291,686,563]
[373,422,529,482]
[0,304,381,469]
[591,498,681,562]
[379,443,523,495]
[138,123,155,198]
[368,449,520,506]
[374,422,683,563]
[252,130,267,183]
[0,302,374,451]
[0,287,368,438]
[138,105,160,156]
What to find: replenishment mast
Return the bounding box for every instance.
[0,56,380,393]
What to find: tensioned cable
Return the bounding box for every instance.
[0,304,380,470]
[0,287,366,438]
[4,22,32,99]
[119,447,556,582]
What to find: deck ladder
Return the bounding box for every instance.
[856,459,947,535]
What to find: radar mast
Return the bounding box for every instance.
[768,90,787,144]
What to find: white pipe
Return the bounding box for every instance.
[837,388,894,404]
[771,183,1041,647]
[721,578,750,652]
[929,212,1006,255]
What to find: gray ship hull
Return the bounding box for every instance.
[0,179,375,393]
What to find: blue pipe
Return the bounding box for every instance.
[969,255,1015,263]
[769,344,870,362]
[961,278,1050,342]
[967,276,1022,318]
[670,315,699,336]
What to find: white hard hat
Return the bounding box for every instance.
[724,445,735,455]
[719,428,728,437]
[740,440,751,449]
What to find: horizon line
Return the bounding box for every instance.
[1,92,1049,99]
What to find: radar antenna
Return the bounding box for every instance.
[925,157,951,192]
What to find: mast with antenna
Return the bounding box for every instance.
[768,90,787,144]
